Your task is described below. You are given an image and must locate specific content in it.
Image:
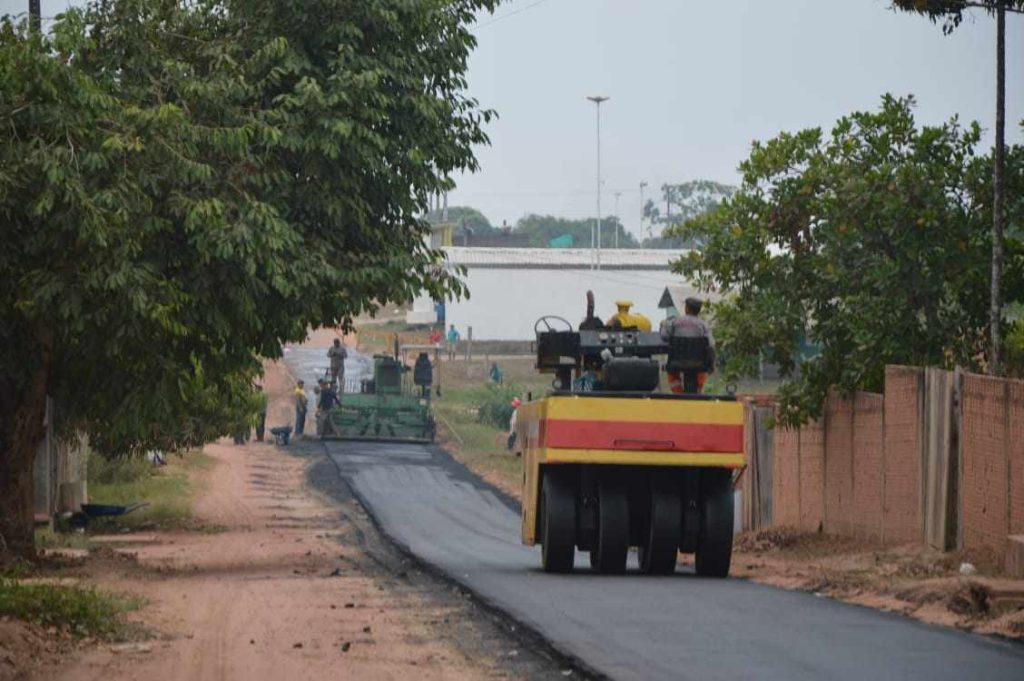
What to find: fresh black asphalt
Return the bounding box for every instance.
[286,348,1024,680]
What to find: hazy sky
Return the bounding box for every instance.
[4,0,1021,240]
[457,0,1023,238]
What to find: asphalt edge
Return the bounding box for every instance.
[318,442,610,681]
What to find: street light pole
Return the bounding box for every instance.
[587,96,608,270]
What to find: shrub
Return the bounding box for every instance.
[476,385,520,430]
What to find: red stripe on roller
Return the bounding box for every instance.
[544,420,743,453]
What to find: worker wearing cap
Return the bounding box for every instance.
[660,297,716,393]
[606,300,652,332]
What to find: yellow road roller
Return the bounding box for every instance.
[515,308,744,576]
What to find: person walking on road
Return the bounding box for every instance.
[446,324,461,361]
[327,338,347,389]
[294,380,308,436]
[429,326,443,346]
[660,297,715,394]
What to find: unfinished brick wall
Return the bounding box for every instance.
[882,366,924,544]
[825,395,854,536]
[772,424,800,526]
[768,368,920,543]
[761,366,1024,559]
[798,419,826,532]
[1011,381,1024,539]
[961,374,1011,553]
[851,392,884,539]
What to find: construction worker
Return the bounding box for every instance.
[507,397,521,451]
[446,324,461,361]
[316,379,338,435]
[327,338,347,389]
[606,300,652,331]
[294,380,308,436]
[660,297,715,393]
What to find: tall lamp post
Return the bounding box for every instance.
[587,95,609,270]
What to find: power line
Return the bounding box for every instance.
[474,0,554,29]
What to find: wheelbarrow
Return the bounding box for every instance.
[69,502,150,529]
[269,425,292,445]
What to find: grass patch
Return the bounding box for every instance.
[434,384,537,496]
[0,574,142,640]
[86,450,214,531]
[35,528,94,551]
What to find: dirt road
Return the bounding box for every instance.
[47,355,567,681]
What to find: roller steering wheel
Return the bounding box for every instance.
[534,316,573,335]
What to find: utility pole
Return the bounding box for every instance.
[587,96,609,270]
[639,181,648,247]
[991,3,1006,373]
[29,0,41,33]
[613,191,622,248]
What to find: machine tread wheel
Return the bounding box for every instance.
[593,475,629,574]
[695,471,734,578]
[541,468,577,573]
[640,479,681,575]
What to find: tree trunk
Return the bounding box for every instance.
[990,5,1006,373]
[0,361,49,562]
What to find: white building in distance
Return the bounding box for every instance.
[408,247,705,341]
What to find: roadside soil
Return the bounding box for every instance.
[18,348,572,681]
[729,527,1024,642]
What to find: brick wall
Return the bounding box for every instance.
[773,424,800,526]
[1011,381,1024,538]
[882,366,924,544]
[852,392,884,539]
[761,367,1024,561]
[798,419,826,532]
[961,374,1010,553]
[768,367,921,543]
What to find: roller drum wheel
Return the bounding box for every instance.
[541,469,577,573]
[639,481,682,575]
[695,471,734,578]
[593,476,629,574]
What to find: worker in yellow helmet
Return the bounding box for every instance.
[606,300,652,332]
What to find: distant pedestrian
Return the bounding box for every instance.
[429,326,443,346]
[294,380,308,436]
[490,362,503,385]
[255,383,267,442]
[446,324,461,361]
[327,338,347,389]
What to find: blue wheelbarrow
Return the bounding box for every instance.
[69,502,150,529]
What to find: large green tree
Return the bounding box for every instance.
[0,0,495,559]
[671,96,1023,424]
[890,0,1024,371]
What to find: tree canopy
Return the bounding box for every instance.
[643,180,735,248]
[0,0,496,557]
[425,205,496,237]
[670,95,1023,424]
[513,214,638,248]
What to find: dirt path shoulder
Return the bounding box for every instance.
[41,356,565,681]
